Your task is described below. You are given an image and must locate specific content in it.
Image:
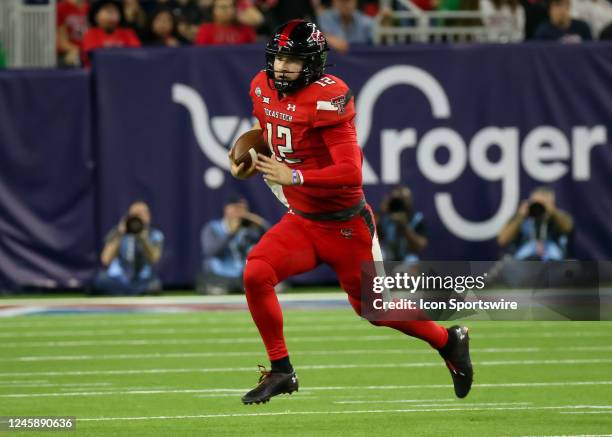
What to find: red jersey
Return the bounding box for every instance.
[56,0,90,50]
[194,23,256,45]
[249,70,364,214]
[82,27,141,66]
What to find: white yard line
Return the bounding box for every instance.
[73,405,612,422]
[2,331,609,348]
[0,292,347,306]
[0,318,595,329]
[334,401,531,406]
[1,325,610,339]
[0,358,610,378]
[0,314,609,330]
[520,434,612,436]
[559,411,612,414]
[4,345,611,363]
[0,335,396,348]
[1,381,611,398]
[0,324,372,338]
[0,348,541,363]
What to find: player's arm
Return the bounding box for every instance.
[298,121,362,187]
[297,82,361,187]
[229,120,261,179]
[100,222,125,266]
[497,201,528,246]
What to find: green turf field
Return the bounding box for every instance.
[1,308,611,436]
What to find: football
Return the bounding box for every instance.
[230,129,271,178]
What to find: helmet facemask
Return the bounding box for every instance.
[265,51,327,93]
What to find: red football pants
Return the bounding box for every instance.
[244,207,448,361]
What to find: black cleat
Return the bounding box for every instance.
[241,365,299,405]
[439,325,473,398]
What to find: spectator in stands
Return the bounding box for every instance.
[194,0,257,45]
[82,0,141,67]
[123,0,148,38]
[196,0,264,27]
[497,186,574,261]
[236,0,265,28]
[189,0,214,22]
[361,0,380,16]
[94,201,164,295]
[166,0,205,42]
[142,7,189,46]
[533,0,592,41]
[480,0,524,39]
[520,0,549,39]
[571,0,612,39]
[377,186,428,263]
[198,195,267,294]
[56,0,90,67]
[317,0,374,53]
[258,0,319,36]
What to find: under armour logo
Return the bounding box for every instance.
[262,96,270,104]
[287,104,296,111]
[341,228,353,239]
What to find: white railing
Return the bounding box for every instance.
[0,0,56,68]
[374,1,522,44]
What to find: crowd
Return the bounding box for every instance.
[54,0,612,68]
[56,0,378,67]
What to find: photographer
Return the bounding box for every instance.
[94,201,164,294]
[199,195,267,294]
[497,186,574,260]
[377,186,428,263]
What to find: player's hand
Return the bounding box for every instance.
[137,227,149,241]
[228,150,248,179]
[118,218,127,235]
[517,200,529,218]
[256,154,294,186]
[64,48,80,67]
[390,212,408,225]
[227,217,241,234]
[542,196,556,215]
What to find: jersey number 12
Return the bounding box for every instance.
[266,122,301,164]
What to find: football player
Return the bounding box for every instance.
[229,19,473,405]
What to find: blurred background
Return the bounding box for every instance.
[0,0,611,297]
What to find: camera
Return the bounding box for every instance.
[125,215,144,234]
[388,196,406,213]
[528,201,546,219]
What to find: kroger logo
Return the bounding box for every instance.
[173,65,606,242]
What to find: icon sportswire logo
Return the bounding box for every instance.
[173,65,606,242]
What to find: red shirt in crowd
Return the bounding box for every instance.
[57,0,90,51]
[82,27,141,66]
[194,23,256,45]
